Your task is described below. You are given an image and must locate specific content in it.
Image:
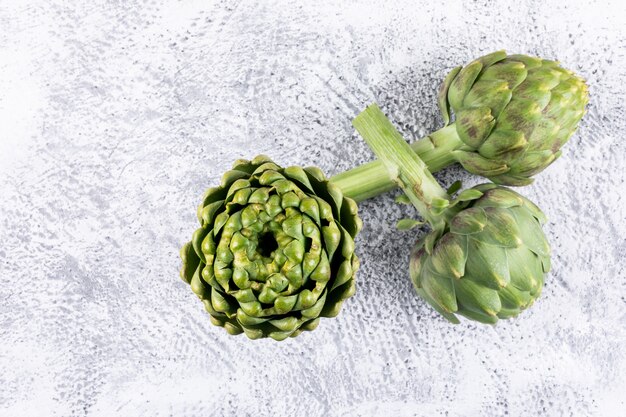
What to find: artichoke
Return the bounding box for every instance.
[331,50,588,201]
[409,184,549,324]
[353,104,551,324]
[438,50,588,185]
[180,155,362,340]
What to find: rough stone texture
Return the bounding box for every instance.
[1,1,625,416]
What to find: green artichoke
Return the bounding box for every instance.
[353,104,551,324]
[331,50,588,201]
[180,155,362,340]
[439,50,589,185]
[409,184,549,324]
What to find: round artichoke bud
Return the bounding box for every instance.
[409,184,550,324]
[180,155,362,340]
[439,50,589,185]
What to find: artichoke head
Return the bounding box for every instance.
[439,50,589,185]
[180,155,362,340]
[409,184,550,324]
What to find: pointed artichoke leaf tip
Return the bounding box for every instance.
[395,194,411,205]
[446,180,463,195]
[397,218,424,231]
[438,65,463,125]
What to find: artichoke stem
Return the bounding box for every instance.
[330,124,462,202]
[351,103,450,229]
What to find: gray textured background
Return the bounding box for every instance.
[1,1,625,416]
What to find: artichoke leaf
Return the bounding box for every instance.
[455,107,496,149]
[430,233,468,278]
[480,60,527,90]
[421,262,459,313]
[474,207,522,248]
[510,150,555,177]
[506,246,544,293]
[415,287,460,324]
[478,129,527,159]
[340,197,362,238]
[498,283,533,310]
[463,81,512,117]
[448,60,484,110]
[397,218,424,230]
[454,277,502,317]
[510,207,551,257]
[473,187,524,209]
[452,150,509,176]
[180,242,200,284]
[220,169,250,188]
[464,238,511,289]
[438,65,462,125]
[489,173,534,186]
[450,207,487,235]
[283,165,315,193]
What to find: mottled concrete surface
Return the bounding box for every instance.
[1,1,625,416]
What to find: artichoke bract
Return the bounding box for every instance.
[409,184,549,324]
[439,50,589,185]
[353,104,551,324]
[180,155,362,340]
[331,50,588,201]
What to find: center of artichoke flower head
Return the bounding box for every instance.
[257,232,278,257]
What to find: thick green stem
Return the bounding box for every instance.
[330,124,464,202]
[351,104,450,229]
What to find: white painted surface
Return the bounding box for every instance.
[1,1,625,416]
